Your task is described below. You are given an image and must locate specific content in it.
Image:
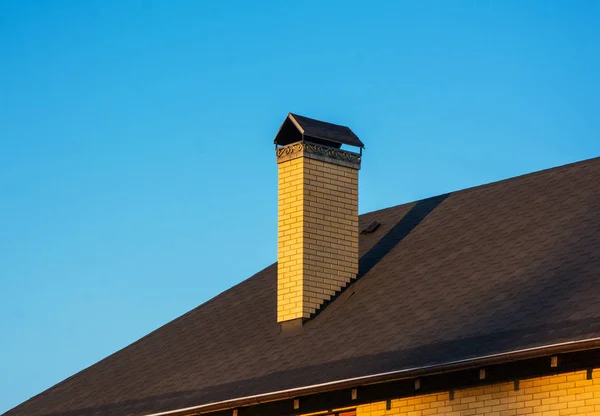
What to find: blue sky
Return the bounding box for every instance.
[1,0,599,412]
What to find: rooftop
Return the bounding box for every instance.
[5,156,600,416]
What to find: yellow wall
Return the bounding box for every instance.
[278,156,305,322]
[277,155,359,322]
[356,369,600,416]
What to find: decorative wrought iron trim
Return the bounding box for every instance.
[275,142,362,166]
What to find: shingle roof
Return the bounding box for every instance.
[5,156,600,416]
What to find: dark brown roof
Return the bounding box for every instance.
[273,113,364,149]
[5,156,600,416]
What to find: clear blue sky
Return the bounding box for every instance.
[1,0,599,412]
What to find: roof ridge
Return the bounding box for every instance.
[449,155,600,197]
[362,155,600,217]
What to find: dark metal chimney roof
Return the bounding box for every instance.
[273,113,364,149]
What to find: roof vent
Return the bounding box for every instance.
[361,221,381,235]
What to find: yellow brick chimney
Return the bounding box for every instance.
[274,113,364,323]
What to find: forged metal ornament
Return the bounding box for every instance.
[276,142,362,164]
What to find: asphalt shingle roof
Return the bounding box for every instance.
[5,156,600,416]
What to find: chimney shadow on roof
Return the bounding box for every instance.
[310,193,449,321]
[358,193,450,278]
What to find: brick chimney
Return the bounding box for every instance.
[274,113,364,323]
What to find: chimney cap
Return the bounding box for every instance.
[274,113,364,149]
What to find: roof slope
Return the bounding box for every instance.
[5,157,600,416]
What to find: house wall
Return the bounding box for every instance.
[355,369,600,416]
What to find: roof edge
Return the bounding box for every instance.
[145,337,600,416]
[363,155,600,218]
[287,113,305,135]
